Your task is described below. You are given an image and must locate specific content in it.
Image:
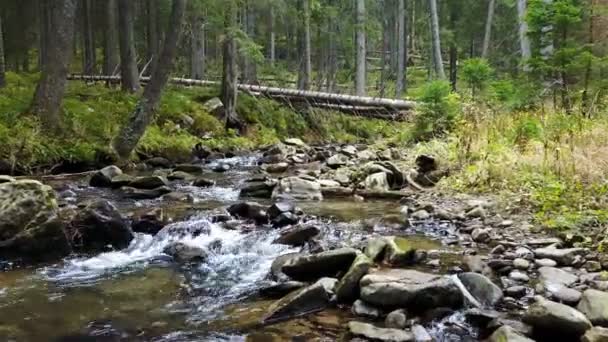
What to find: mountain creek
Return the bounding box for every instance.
[1,140,607,342]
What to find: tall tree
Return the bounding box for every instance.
[81,0,96,74]
[118,0,140,92]
[113,0,188,159]
[242,0,258,83]
[221,0,241,131]
[481,0,496,59]
[190,11,205,79]
[30,0,78,132]
[146,0,160,75]
[517,0,532,66]
[297,0,312,90]
[0,14,5,88]
[355,0,366,96]
[103,0,119,75]
[396,0,407,96]
[268,5,275,64]
[429,0,446,79]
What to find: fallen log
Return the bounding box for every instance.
[68,74,417,112]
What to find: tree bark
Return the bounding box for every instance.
[297,0,312,90]
[38,0,51,69]
[481,0,495,59]
[118,0,140,92]
[146,0,160,75]
[428,0,446,79]
[30,0,78,133]
[396,0,407,96]
[103,0,119,75]
[0,14,5,88]
[379,0,389,97]
[113,0,187,159]
[269,6,275,64]
[355,0,366,96]
[81,0,96,74]
[190,13,205,79]
[221,0,241,131]
[517,0,532,66]
[582,0,595,115]
[242,0,257,84]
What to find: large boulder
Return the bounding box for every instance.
[335,253,373,302]
[523,297,591,339]
[239,177,277,198]
[347,322,414,342]
[262,279,331,324]
[273,225,319,246]
[89,165,123,187]
[272,176,323,201]
[69,200,133,252]
[281,247,358,281]
[457,272,503,307]
[163,242,207,263]
[577,289,608,327]
[488,326,534,342]
[227,202,268,224]
[534,245,586,266]
[131,208,167,235]
[360,269,463,312]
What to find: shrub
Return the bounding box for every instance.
[462,58,494,99]
[411,80,461,141]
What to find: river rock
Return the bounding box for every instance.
[259,281,307,298]
[509,270,530,282]
[364,172,390,192]
[513,258,530,270]
[535,258,557,267]
[523,297,591,339]
[360,269,463,311]
[192,177,215,187]
[128,176,168,190]
[411,209,430,220]
[364,237,389,261]
[267,201,296,220]
[163,242,207,262]
[227,202,268,224]
[538,266,578,289]
[281,247,358,281]
[505,286,527,299]
[167,171,194,181]
[174,164,204,174]
[89,165,122,187]
[577,289,608,326]
[488,325,534,342]
[582,326,608,342]
[466,206,487,219]
[272,176,322,201]
[145,157,172,168]
[271,212,299,228]
[335,253,373,302]
[132,208,166,235]
[385,309,408,329]
[262,280,331,324]
[263,163,289,173]
[383,236,416,266]
[348,322,414,342]
[239,177,277,198]
[212,163,231,173]
[326,154,349,168]
[69,200,133,252]
[274,225,319,246]
[457,272,504,307]
[110,174,134,188]
[0,175,15,184]
[551,287,582,305]
[121,186,172,199]
[534,245,586,266]
[270,253,301,281]
[471,227,492,243]
[352,299,381,318]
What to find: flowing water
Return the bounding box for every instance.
[0,156,471,341]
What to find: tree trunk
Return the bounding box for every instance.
[379,0,389,97]
[481,0,495,59]
[190,13,205,79]
[0,15,5,88]
[517,0,532,67]
[38,0,51,69]
[396,0,407,96]
[449,3,458,90]
[113,0,187,159]
[242,0,257,83]
[327,11,338,92]
[118,0,140,92]
[297,0,312,90]
[221,0,241,131]
[30,0,78,133]
[582,0,595,115]
[81,0,96,74]
[428,0,446,79]
[103,0,119,75]
[146,1,160,75]
[355,0,366,96]
[269,6,275,64]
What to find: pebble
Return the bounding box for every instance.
[514,247,534,260]
[385,309,408,329]
[535,258,557,268]
[509,270,530,282]
[490,245,506,255]
[551,287,582,305]
[513,258,530,270]
[505,285,528,299]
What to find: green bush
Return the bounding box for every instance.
[411,80,461,142]
[461,58,494,99]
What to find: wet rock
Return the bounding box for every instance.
[464,308,500,327]
[316,277,338,295]
[466,206,487,219]
[274,225,319,246]
[383,237,416,266]
[364,172,390,192]
[162,192,194,202]
[128,176,169,190]
[259,281,307,298]
[272,176,323,201]
[167,171,194,181]
[471,227,492,243]
[271,212,299,228]
[281,247,358,281]
[364,237,389,261]
[227,202,267,224]
[505,286,527,299]
[416,155,437,173]
[192,177,215,187]
[357,149,377,161]
[462,255,489,274]
[262,280,331,324]
[534,245,586,266]
[515,247,535,260]
[121,186,172,199]
[163,242,207,263]
[270,253,301,281]
[385,309,408,329]
[69,200,133,252]
[577,289,608,326]
[535,258,557,268]
[267,201,296,220]
[262,163,289,173]
[109,174,134,188]
[212,163,231,173]
[586,261,603,272]
[513,258,530,270]
[89,165,123,187]
[411,209,430,220]
[509,270,530,283]
[582,326,608,342]
[348,321,414,342]
[360,269,463,311]
[335,254,373,302]
[318,179,341,188]
[551,287,581,305]
[457,272,504,307]
[523,297,591,339]
[174,164,204,174]
[326,154,349,168]
[488,326,534,342]
[411,325,432,342]
[352,299,381,319]
[145,157,172,168]
[239,178,277,198]
[132,208,166,235]
[538,266,578,288]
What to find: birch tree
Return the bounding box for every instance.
[429,0,446,79]
[481,0,496,59]
[355,0,366,96]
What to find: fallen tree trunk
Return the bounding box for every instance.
[68,74,417,112]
